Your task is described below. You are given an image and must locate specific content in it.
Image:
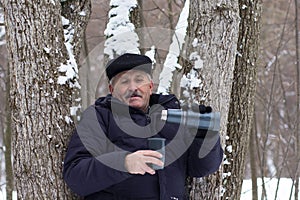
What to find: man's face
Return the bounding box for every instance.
[109,70,153,112]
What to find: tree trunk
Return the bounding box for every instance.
[250,113,258,200]
[294,0,300,198]
[2,0,90,198]
[131,0,144,53]
[4,62,13,200]
[183,0,240,199]
[222,0,262,199]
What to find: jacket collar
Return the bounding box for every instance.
[95,93,178,113]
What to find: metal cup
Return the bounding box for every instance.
[147,138,165,170]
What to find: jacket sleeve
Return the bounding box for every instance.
[63,106,131,197]
[187,130,223,177]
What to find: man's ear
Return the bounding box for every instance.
[109,84,113,93]
[149,80,154,94]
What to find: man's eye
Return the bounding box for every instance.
[120,80,129,84]
[136,78,144,82]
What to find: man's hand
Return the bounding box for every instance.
[125,150,163,175]
[191,103,212,113]
[181,102,212,113]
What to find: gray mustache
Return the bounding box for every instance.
[125,91,142,98]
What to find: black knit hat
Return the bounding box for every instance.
[105,53,152,80]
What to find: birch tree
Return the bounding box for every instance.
[2,0,91,199]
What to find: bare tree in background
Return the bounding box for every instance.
[1,0,91,198]
[293,0,299,198]
[252,0,299,199]
[223,0,262,199]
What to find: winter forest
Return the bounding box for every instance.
[0,0,299,199]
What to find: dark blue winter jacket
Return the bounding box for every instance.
[63,94,223,200]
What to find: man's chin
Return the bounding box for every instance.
[128,96,142,103]
[129,101,142,109]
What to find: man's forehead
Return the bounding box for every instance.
[117,70,149,78]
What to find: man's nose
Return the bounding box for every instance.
[128,81,138,91]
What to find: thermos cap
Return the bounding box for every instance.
[161,110,168,121]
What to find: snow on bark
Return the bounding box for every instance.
[157,0,190,94]
[57,16,82,121]
[104,0,140,58]
[145,46,156,69]
[0,10,5,46]
[57,16,80,89]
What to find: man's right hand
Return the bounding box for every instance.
[124,150,163,175]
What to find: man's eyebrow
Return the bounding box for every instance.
[135,74,144,78]
[135,73,148,78]
[119,75,129,80]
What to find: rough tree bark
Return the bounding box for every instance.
[222,0,262,199]
[2,0,90,199]
[4,64,13,200]
[294,0,299,199]
[250,118,258,200]
[182,0,240,199]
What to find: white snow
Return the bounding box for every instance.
[64,116,73,124]
[0,11,6,46]
[57,16,80,89]
[223,172,232,178]
[157,0,190,94]
[70,105,81,116]
[43,47,51,54]
[192,38,198,48]
[104,0,140,58]
[241,178,300,200]
[48,78,54,84]
[1,178,299,199]
[189,52,203,69]
[226,145,233,153]
[223,158,231,165]
[242,4,247,10]
[145,46,156,68]
[180,67,202,91]
[79,11,86,16]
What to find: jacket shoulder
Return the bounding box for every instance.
[150,93,180,109]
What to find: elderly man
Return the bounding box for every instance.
[63,53,223,200]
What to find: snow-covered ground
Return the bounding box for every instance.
[1,178,299,199]
[241,178,299,200]
[0,189,16,200]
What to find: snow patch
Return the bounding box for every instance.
[104,0,139,58]
[157,0,189,94]
[145,46,156,68]
[223,172,232,178]
[223,158,230,165]
[241,178,300,200]
[64,116,73,124]
[192,38,199,47]
[226,145,232,153]
[57,16,80,89]
[70,105,81,116]
[79,11,86,16]
[189,52,203,69]
[0,11,6,46]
